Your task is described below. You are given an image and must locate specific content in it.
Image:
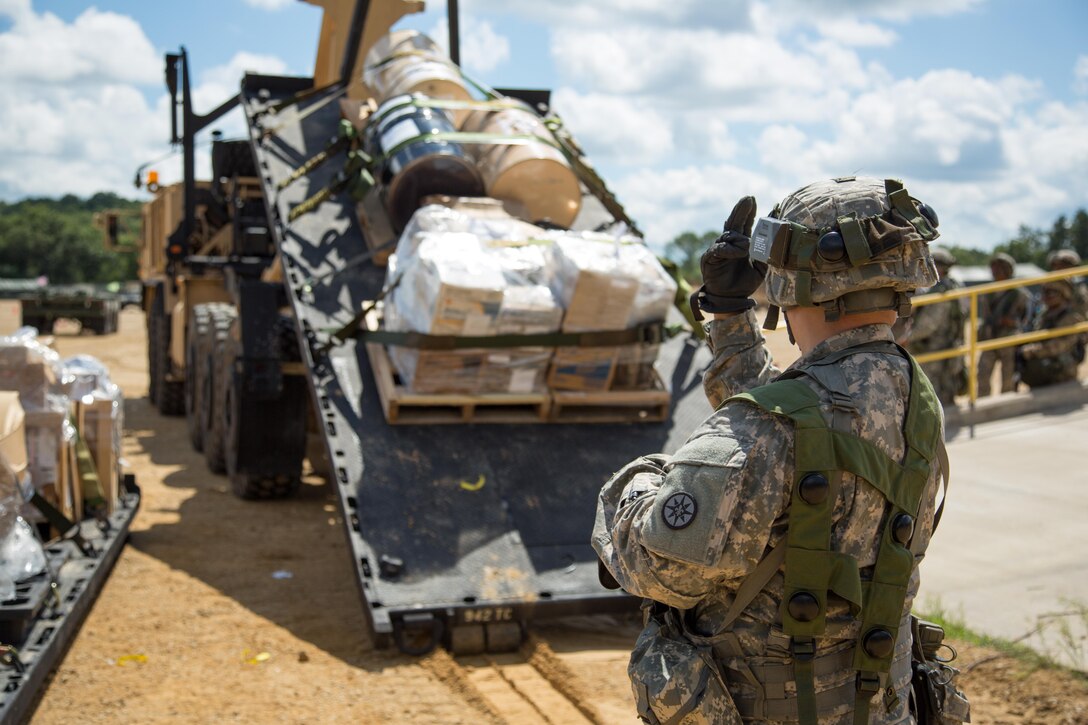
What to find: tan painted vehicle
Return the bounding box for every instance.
[132,0,711,655]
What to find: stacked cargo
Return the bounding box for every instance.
[379,201,677,406]
[356,30,583,234]
[352,29,678,421]
[0,332,126,529]
[385,201,563,395]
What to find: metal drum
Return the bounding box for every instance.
[363,30,473,127]
[367,95,484,230]
[461,105,582,228]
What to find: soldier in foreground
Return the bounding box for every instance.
[594,177,966,724]
[903,248,966,406]
[1018,279,1086,388]
[976,252,1030,396]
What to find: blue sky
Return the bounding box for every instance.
[2,0,1086,251]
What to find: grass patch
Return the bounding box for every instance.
[918,597,1088,681]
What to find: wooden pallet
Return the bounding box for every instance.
[549,373,671,424]
[365,340,550,424]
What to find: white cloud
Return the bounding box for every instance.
[763,0,986,23]
[241,0,294,10]
[0,3,291,200]
[613,163,782,249]
[814,17,898,47]
[551,89,675,165]
[427,17,510,74]
[1075,55,1088,95]
[467,0,753,30]
[0,5,158,84]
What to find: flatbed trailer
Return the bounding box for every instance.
[0,282,121,336]
[0,483,140,723]
[239,74,714,653]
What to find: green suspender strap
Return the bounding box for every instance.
[728,352,944,725]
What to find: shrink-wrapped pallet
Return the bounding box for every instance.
[544,232,677,391]
[65,355,124,514]
[385,207,563,395]
[0,332,76,520]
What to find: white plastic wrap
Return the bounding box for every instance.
[544,230,677,331]
[0,332,71,415]
[0,483,46,599]
[543,230,677,391]
[383,205,564,394]
[395,202,545,260]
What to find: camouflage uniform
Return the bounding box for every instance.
[1018,281,1086,388]
[907,276,965,405]
[1046,249,1088,318]
[976,255,1030,396]
[594,178,946,725]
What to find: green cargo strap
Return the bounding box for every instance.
[727,343,942,725]
[72,423,108,518]
[361,322,665,350]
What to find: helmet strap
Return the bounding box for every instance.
[762,304,781,331]
[819,289,913,322]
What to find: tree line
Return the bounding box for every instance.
[0,193,141,285]
[2,192,1085,287]
[666,208,1088,283]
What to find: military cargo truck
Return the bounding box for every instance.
[136,0,713,654]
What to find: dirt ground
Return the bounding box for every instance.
[25,308,1088,724]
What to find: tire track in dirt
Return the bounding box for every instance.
[420,635,608,725]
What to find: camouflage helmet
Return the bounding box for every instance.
[931,247,957,268]
[758,177,939,320]
[1042,278,1075,301]
[1046,249,1082,269]
[989,252,1015,275]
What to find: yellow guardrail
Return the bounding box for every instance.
[910,264,1088,403]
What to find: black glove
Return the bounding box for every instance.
[692,196,767,318]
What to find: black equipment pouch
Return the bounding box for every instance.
[627,603,740,725]
[910,616,971,724]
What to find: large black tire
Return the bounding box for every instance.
[185,305,213,451]
[202,304,236,474]
[222,317,305,500]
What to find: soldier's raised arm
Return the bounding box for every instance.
[690,196,781,407]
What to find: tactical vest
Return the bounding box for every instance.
[708,342,948,725]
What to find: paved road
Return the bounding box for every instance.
[918,405,1088,670]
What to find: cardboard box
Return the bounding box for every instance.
[481,348,552,394]
[548,347,618,392]
[24,410,65,493]
[0,300,22,336]
[21,410,74,524]
[74,398,118,514]
[0,345,59,412]
[613,343,661,391]
[0,391,27,498]
[389,348,488,394]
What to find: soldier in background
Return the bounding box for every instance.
[1046,249,1088,317]
[1018,279,1086,388]
[905,248,965,405]
[976,252,1030,395]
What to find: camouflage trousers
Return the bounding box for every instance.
[920,358,964,406]
[977,347,1017,395]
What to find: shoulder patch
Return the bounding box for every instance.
[662,492,697,529]
[642,435,747,566]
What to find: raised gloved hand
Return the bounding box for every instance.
[692,196,767,318]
